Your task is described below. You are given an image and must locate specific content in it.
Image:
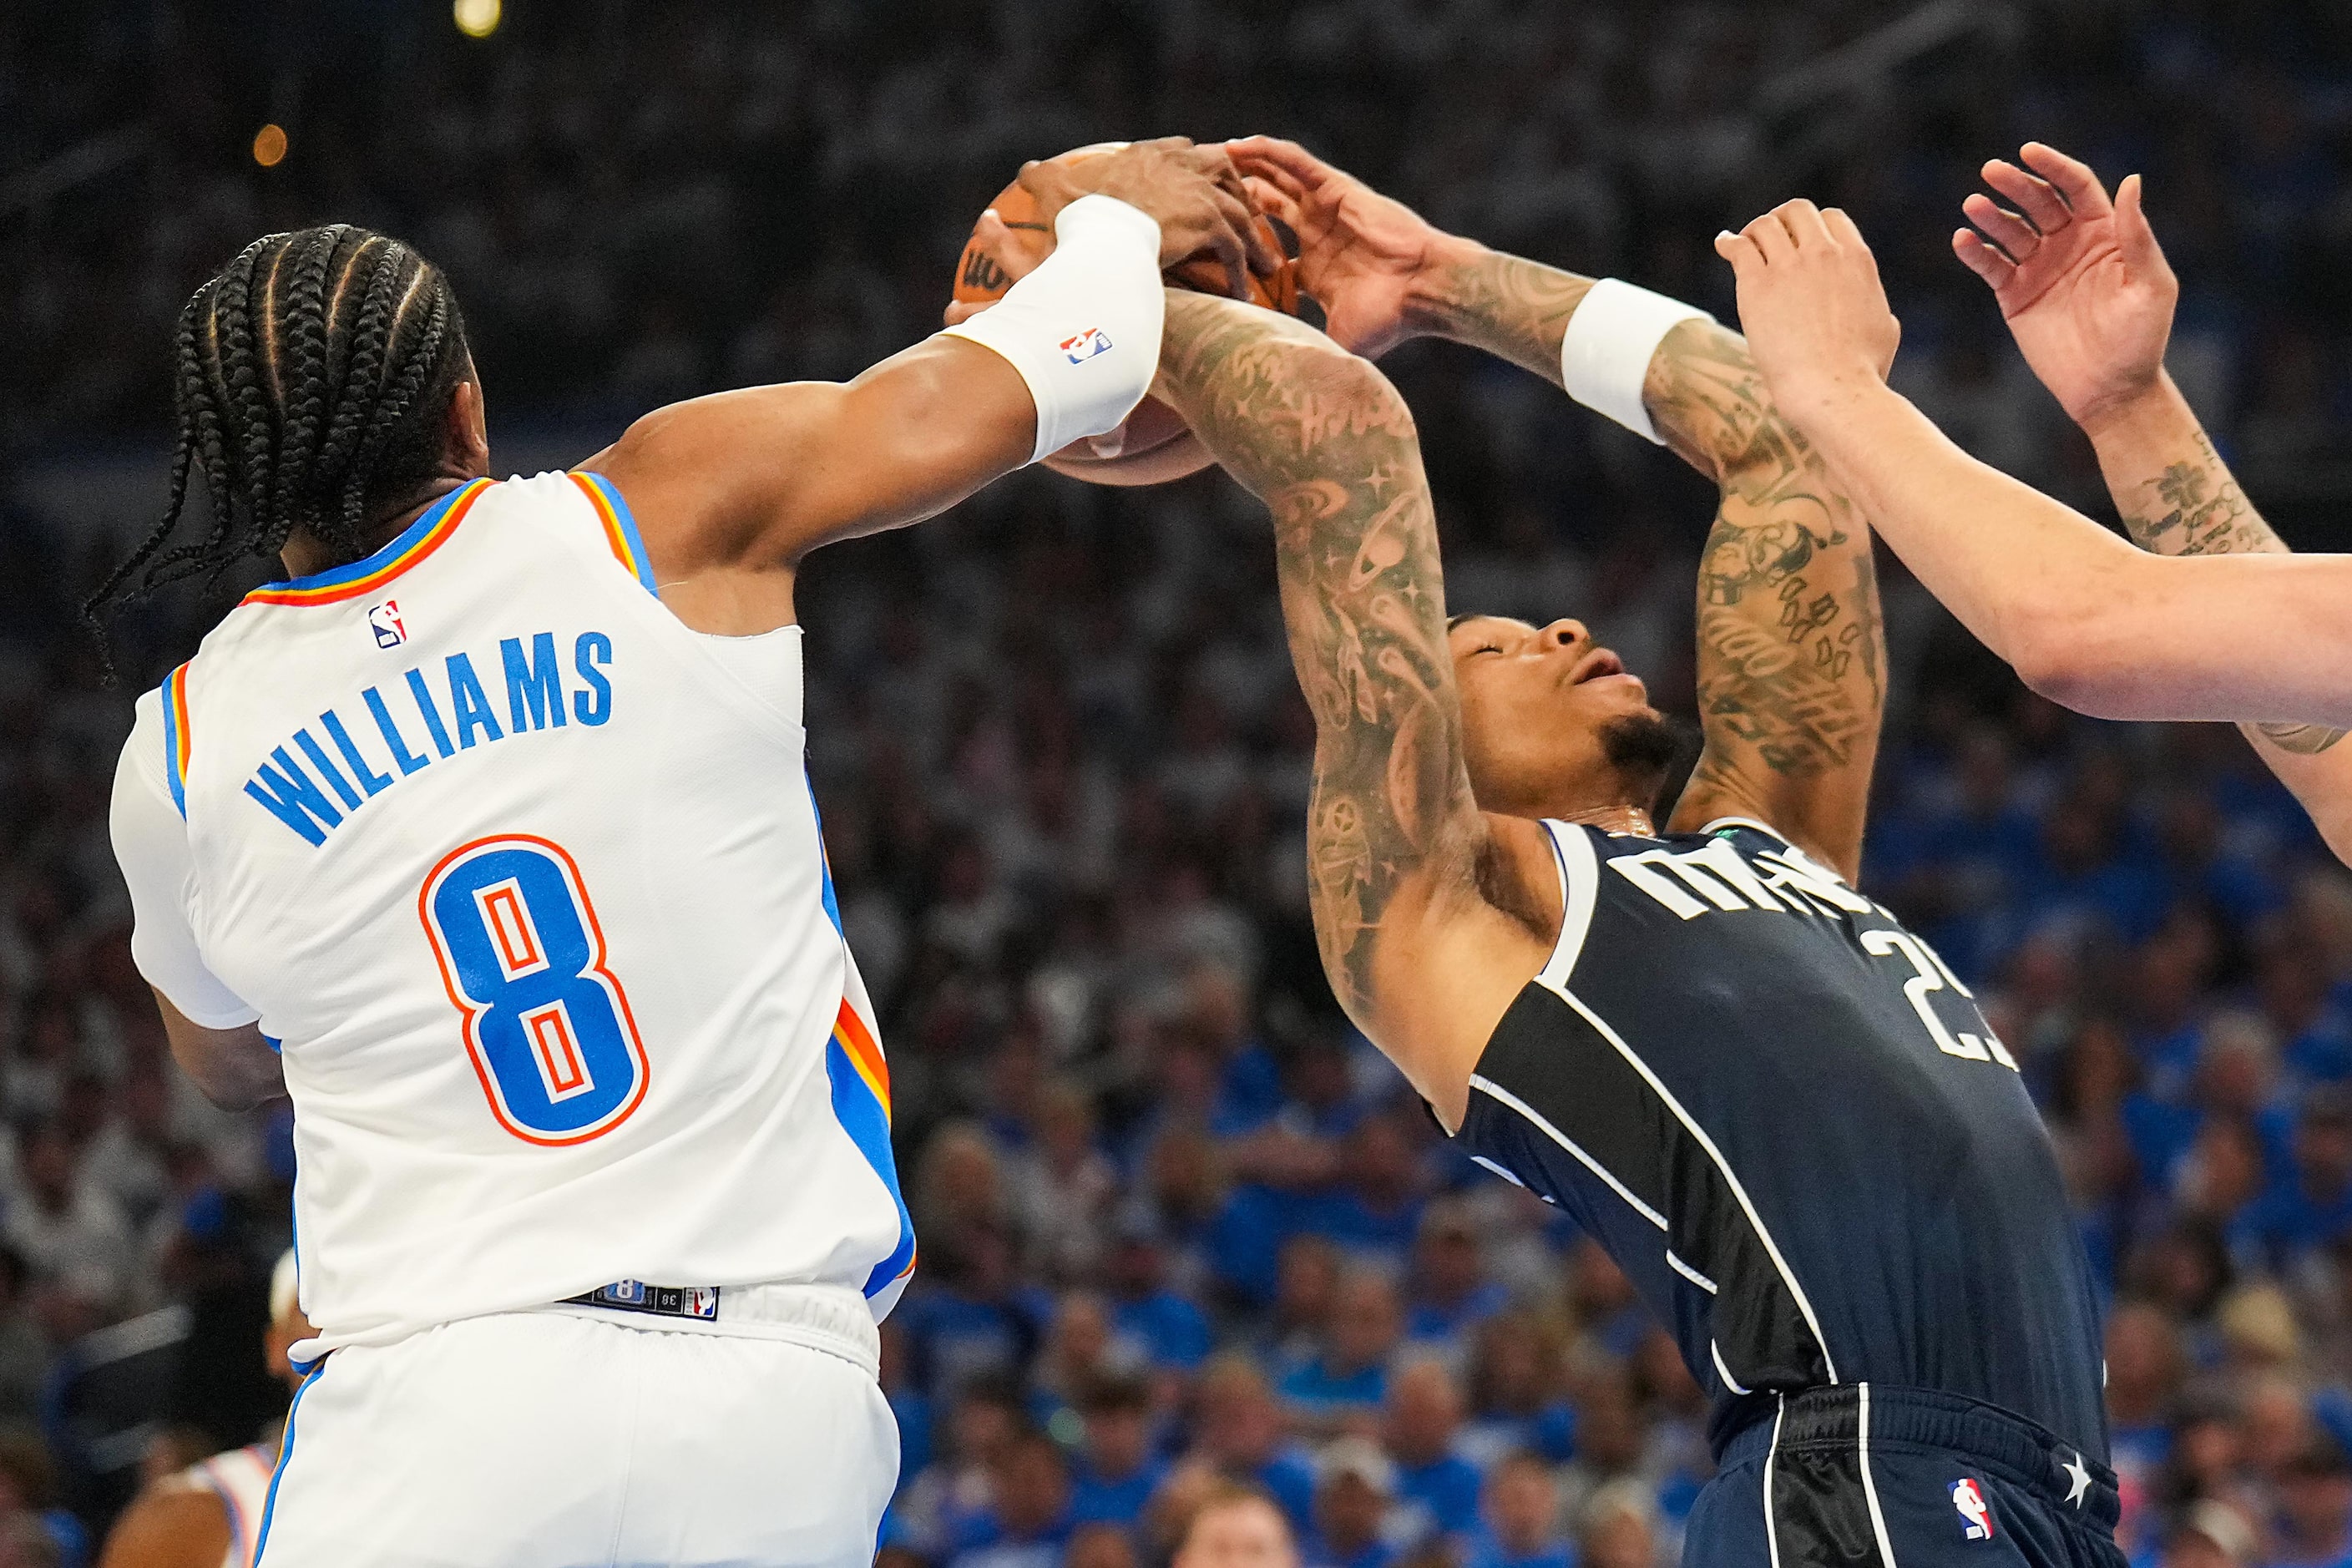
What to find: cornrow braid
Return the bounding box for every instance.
[84,225,473,676]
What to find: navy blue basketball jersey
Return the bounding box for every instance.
[1454,817,2108,1461]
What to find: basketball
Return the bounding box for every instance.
[951,143,1302,486]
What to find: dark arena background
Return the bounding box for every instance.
[9,3,2352,1565]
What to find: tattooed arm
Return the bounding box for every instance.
[1227,139,1884,877]
[1950,143,2352,859]
[1151,291,1555,1127]
[1414,254,1887,881]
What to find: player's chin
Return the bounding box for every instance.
[1555,671,1654,724]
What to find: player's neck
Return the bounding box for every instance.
[276,478,474,579]
[1555,802,1654,836]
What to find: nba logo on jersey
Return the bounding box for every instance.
[1060,326,1113,364]
[1950,1478,1995,1540]
[685,1287,719,1320]
[367,599,406,648]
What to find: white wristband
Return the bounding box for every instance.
[942,194,1165,464]
[1560,277,1713,444]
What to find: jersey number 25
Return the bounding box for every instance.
[420,835,651,1145]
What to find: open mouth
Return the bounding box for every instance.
[1568,648,1626,685]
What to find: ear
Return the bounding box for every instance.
[444,367,490,478]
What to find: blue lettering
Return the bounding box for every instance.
[405,669,456,757]
[573,633,613,726]
[364,687,431,775]
[446,654,503,748]
[501,632,567,732]
[292,728,363,809]
[321,709,393,797]
[244,747,344,845]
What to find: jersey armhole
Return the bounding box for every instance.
[1532,820,1601,993]
[568,472,660,595]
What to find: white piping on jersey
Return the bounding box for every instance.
[1535,820,1600,989]
[1530,979,1841,1383]
[1667,1249,1719,1294]
[1468,1075,1667,1231]
[1712,1338,1752,1395]
[1859,1382,1901,1565]
[1764,1393,1787,1568]
[1466,1074,1717,1293]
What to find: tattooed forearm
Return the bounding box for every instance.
[1413,249,1593,387]
[2114,430,2344,754]
[1652,321,1885,873]
[1154,292,1481,1020]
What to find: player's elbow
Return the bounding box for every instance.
[2008,615,2147,721]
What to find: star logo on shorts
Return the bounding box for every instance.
[2061,1451,2091,1509]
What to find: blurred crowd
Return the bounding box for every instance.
[13,2,2352,1565]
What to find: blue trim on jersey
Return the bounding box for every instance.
[579,472,659,595]
[250,483,475,599]
[159,672,187,818]
[826,1037,917,1297]
[807,775,843,937]
[250,1358,323,1566]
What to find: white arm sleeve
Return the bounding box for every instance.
[110,695,259,1029]
[941,194,1165,463]
[1560,277,1714,445]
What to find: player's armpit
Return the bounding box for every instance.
[1651,320,1885,883]
[1151,292,1551,1122]
[97,1484,231,1568]
[586,335,1037,581]
[154,989,285,1112]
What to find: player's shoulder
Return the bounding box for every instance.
[97,1479,229,1567]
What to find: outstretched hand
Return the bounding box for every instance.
[1019,138,1278,301]
[1226,135,1448,357]
[1714,200,1900,422]
[1954,143,2177,433]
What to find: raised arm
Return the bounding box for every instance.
[582,141,1272,629]
[1231,138,1883,878]
[1718,198,2352,736]
[1954,142,2352,861]
[1150,291,1552,1127]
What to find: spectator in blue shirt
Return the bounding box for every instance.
[2242,1090,2352,1268]
[1193,1356,1323,1532]
[1107,1226,1212,1372]
[1382,1358,1485,1542]
[1404,1201,1507,1346]
[2274,1437,2352,1568]
[1463,1455,1572,1568]
[1280,1267,1404,1432]
[1070,1373,1168,1527]
[947,1429,1076,1568]
[1306,1439,1402,1568]
[1459,1313,1576,1470]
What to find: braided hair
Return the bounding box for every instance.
[86,225,473,658]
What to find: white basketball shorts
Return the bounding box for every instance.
[253,1288,898,1567]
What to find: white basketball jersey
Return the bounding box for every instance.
[109,473,915,1360]
[185,1442,276,1568]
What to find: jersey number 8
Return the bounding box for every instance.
[421,835,651,1145]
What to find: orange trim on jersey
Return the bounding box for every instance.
[164,663,194,812]
[243,478,493,606]
[832,997,891,1120]
[567,472,657,592]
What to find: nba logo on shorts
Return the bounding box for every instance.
[367,599,406,649]
[1060,326,1113,364]
[1950,1478,1995,1540]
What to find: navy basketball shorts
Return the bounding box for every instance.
[1685,1383,2127,1568]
